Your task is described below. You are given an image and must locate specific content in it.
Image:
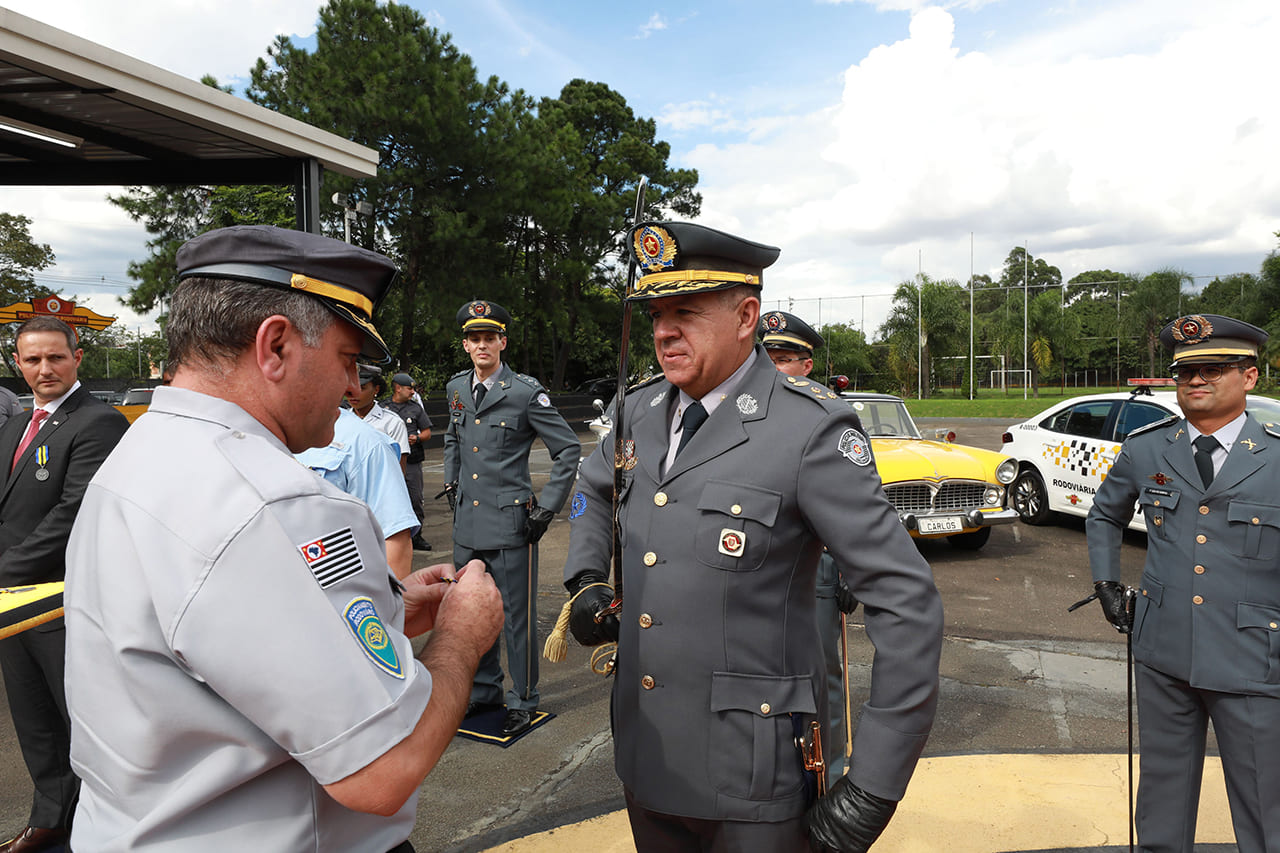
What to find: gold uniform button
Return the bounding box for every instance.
[731,504,742,515]
[1194,565,1205,574]
[1193,595,1204,605]
[475,418,481,425]
[1271,622,1279,630]
[1154,500,1160,506]
[1153,517,1163,527]
[472,500,479,507]
[472,473,478,479]
[472,446,479,452]
[654,492,668,507]
[643,552,657,566]
[1199,505,1210,515]
[760,703,771,715]
[1253,517,1261,525]
[641,675,655,690]
[1196,534,1207,544]
[639,614,653,629]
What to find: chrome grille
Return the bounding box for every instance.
[883,481,987,513]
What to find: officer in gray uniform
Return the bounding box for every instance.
[563,221,943,853]
[759,309,859,791]
[443,300,579,736]
[1087,313,1278,853]
[62,225,503,852]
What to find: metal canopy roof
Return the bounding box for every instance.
[0,8,379,230]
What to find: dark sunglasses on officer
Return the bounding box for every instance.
[1170,362,1246,385]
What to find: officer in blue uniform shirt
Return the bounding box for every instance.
[1087,313,1278,853]
[563,221,942,853]
[759,310,859,792]
[443,300,580,737]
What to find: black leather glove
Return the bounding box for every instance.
[804,776,898,853]
[524,504,556,544]
[566,571,620,647]
[836,575,859,615]
[1095,580,1133,634]
[434,482,458,512]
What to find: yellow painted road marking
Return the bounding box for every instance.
[485,754,1235,852]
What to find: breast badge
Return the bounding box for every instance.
[736,393,758,415]
[837,428,872,467]
[1148,472,1172,486]
[718,528,746,557]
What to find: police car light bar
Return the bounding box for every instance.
[1127,378,1176,387]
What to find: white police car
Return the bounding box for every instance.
[1000,383,1280,531]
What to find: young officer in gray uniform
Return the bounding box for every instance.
[759,309,859,792]
[443,300,579,736]
[62,225,503,853]
[1087,313,1279,853]
[563,221,943,853]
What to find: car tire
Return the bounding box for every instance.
[1012,469,1052,525]
[946,526,991,550]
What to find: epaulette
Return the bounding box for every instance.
[778,375,844,408]
[1260,421,1280,440]
[626,374,665,393]
[512,372,544,391]
[1128,414,1180,440]
[449,368,470,381]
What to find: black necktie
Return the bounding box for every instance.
[675,402,708,457]
[1193,435,1219,488]
[473,383,487,408]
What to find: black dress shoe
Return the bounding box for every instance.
[465,701,501,719]
[0,825,70,853]
[411,536,432,551]
[501,708,533,736]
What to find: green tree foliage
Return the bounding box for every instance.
[816,322,874,386]
[1123,269,1189,376]
[249,0,534,378]
[0,212,55,304]
[518,79,700,389]
[877,275,967,398]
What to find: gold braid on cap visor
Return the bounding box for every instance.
[763,333,813,350]
[630,269,760,298]
[461,317,507,332]
[289,273,374,316]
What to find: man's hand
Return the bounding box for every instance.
[435,482,458,511]
[430,560,503,651]
[836,574,859,615]
[804,776,898,853]
[401,561,474,638]
[1095,580,1133,634]
[524,504,555,544]
[567,571,619,647]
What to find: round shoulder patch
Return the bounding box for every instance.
[837,427,873,466]
[536,392,551,408]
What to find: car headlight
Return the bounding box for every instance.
[984,486,1004,506]
[996,459,1017,485]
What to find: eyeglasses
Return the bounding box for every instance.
[1171,363,1243,385]
[768,355,808,365]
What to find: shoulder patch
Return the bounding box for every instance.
[1127,414,1180,440]
[837,427,873,466]
[298,527,365,588]
[342,596,403,679]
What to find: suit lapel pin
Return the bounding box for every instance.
[736,393,758,415]
[1241,438,1257,451]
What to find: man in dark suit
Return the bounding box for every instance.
[1088,313,1278,852]
[0,316,128,853]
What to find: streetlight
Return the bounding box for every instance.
[331,193,374,244]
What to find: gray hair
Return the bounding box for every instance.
[167,277,334,370]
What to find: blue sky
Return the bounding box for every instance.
[2,0,1278,336]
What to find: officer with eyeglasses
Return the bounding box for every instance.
[1086,313,1278,853]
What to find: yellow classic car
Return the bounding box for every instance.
[840,392,1019,550]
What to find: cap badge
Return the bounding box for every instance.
[1172,315,1213,344]
[736,393,759,415]
[764,312,787,331]
[633,224,678,273]
[469,301,491,318]
[838,427,872,467]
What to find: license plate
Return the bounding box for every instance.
[918,516,963,535]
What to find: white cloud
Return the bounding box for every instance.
[636,12,668,39]
[681,3,1280,333]
[2,1,321,85]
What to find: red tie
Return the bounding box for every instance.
[12,408,48,472]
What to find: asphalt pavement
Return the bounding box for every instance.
[0,417,1240,852]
